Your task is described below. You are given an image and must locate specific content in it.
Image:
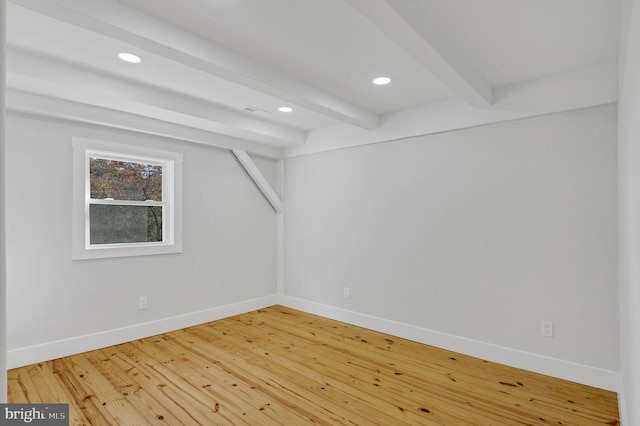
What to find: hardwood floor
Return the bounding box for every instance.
[8,306,620,425]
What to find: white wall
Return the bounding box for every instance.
[250,153,282,199]
[5,112,278,367]
[284,105,619,385]
[618,0,640,423]
[1,0,7,403]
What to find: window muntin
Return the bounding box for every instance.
[72,138,182,259]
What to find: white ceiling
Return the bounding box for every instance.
[5,0,621,157]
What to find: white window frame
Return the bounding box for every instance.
[72,138,183,260]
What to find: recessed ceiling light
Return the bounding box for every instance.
[373,76,391,85]
[118,52,142,63]
[278,106,293,113]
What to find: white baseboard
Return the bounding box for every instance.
[7,295,277,369]
[278,295,621,393]
[9,293,622,397]
[617,378,629,426]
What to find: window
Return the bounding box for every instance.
[72,138,182,259]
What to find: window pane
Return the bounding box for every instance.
[90,158,162,201]
[90,205,163,244]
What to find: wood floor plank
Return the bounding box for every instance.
[13,365,45,403]
[255,306,620,419]
[24,362,73,406]
[180,325,433,425]
[82,348,187,425]
[195,312,476,422]
[7,306,620,425]
[108,343,238,425]
[151,333,337,424]
[63,353,153,425]
[126,337,293,425]
[7,369,29,403]
[175,327,381,425]
[96,346,208,425]
[204,310,547,425]
[242,307,616,425]
[49,358,108,426]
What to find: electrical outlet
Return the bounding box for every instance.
[139,296,148,310]
[344,287,350,298]
[541,320,553,337]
